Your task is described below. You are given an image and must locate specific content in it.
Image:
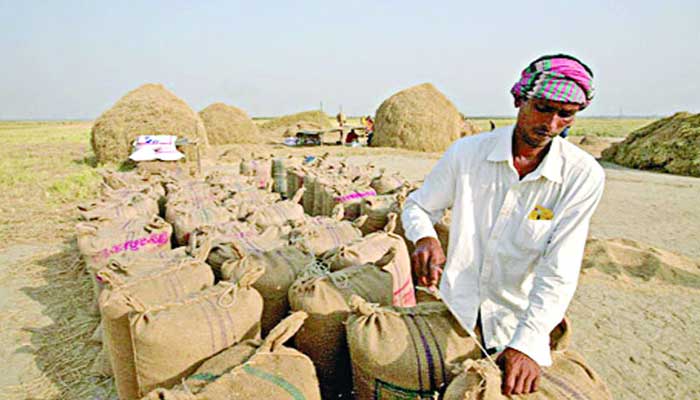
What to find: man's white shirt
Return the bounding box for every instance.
[401,125,605,366]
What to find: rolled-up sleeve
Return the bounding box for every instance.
[401,142,458,244]
[508,165,605,366]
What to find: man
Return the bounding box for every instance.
[401,54,603,396]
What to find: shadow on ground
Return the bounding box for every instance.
[20,240,116,400]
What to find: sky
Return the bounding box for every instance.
[1,0,699,119]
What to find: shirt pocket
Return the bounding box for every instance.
[515,219,553,253]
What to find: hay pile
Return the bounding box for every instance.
[601,112,700,177]
[372,83,464,152]
[259,110,332,134]
[199,103,259,145]
[90,84,208,164]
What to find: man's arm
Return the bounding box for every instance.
[506,165,605,382]
[401,142,459,285]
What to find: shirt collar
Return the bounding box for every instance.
[486,125,563,184]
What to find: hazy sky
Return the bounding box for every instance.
[1,0,699,119]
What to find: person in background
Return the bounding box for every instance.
[363,115,375,145]
[402,54,602,396]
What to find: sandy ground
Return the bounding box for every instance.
[2,135,699,399]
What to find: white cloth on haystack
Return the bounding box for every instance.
[129,135,184,161]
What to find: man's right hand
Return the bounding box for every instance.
[411,237,446,287]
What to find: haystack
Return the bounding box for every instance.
[199,103,259,145]
[372,83,464,152]
[90,84,208,164]
[260,110,332,133]
[601,112,700,177]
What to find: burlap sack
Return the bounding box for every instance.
[346,296,482,400]
[222,189,281,220]
[129,267,265,396]
[239,155,272,189]
[196,226,287,275]
[246,188,306,230]
[302,173,317,215]
[288,209,365,257]
[78,216,173,314]
[272,156,302,197]
[288,252,396,398]
[359,193,403,235]
[222,246,315,335]
[143,312,321,400]
[323,214,416,307]
[99,251,215,400]
[333,185,377,220]
[443,320,610,400]
[78,192,159,225]
[370,169,407,195]
[286,166,307,203]
[169,205,235,246]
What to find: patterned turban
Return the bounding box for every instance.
[511,54,594,108]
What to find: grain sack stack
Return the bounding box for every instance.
[346,296,482,400]
[98,250,215,400]
[601,112,700,177]
[372,83,464,152]
[288,251,397,398]
[126,269,264,397]
[240,154,274,189]
[199,102,259,145]
[143,312,321,400]
[90,83,208,164]
[288,209,365,257]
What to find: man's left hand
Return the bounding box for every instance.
[496,347,541,396]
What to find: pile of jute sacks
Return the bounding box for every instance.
[76,154,610,399]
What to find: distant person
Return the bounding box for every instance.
[489,120,496,131]
[345,129,359,145]
[336,111,346,127]
[402,54,603,396]
[363,115,375,145]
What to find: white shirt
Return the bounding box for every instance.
[401,125,605,366]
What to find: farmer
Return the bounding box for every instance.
[402,54,603,396]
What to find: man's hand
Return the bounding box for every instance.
[496,347,541,396]
[410,237,445,287]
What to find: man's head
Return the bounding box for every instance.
[511,54,594,148]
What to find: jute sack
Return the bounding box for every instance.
[222,246,315,335]
[170,205,235,246]
[323,214,416,307]
[77,216,173,273]
[143,312,321,400]
[272,156,302,197]
[359,193,403,235]
[302,172,317,215]
[443,319,611,400]
[288,209,365,257]
[288,251,396,399]
[245,188,306,230]
[99,248,215,400]
[129,267,265,396]
[346,296,482,400]
[196,227,287,276]
[370,169,407,195]
[286,166,307,202]
[333,185,377,220]
[78,216,173,314]
[78,192,159,225]
[239,155,272,189]
[222,189,281,220]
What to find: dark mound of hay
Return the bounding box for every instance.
[260,110,332,133]
[199,103,259,145]
[90,84,208,164]
[372,83,463,152]
[601,112,700,177]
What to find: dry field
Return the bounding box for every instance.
[1,118,699,399]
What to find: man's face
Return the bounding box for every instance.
[515,98,581,148]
